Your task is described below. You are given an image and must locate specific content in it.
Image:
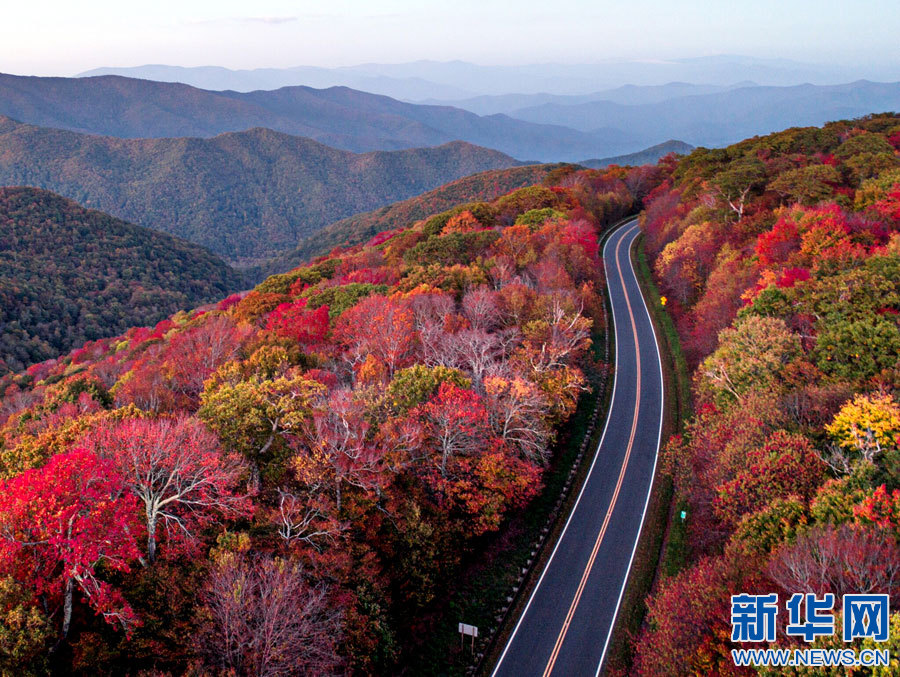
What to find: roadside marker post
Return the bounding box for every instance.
[459,623,479,655]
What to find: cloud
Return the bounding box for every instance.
[236,16,299,25]
[187,16,304,28]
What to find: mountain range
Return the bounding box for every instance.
[509,80,900,147]
[416,82,749,115]
[0,73,637,161]
[4,73,900,164]
[0,116,522,263]
[78,56,895,99]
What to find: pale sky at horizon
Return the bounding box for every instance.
[2,0,899,76]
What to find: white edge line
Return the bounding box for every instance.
[490,219,632,677]
[594,224,667,677]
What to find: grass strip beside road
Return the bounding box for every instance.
[601,232,692,675]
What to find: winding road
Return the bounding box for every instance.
[491,219,665,677]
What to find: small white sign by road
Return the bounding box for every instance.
[459,622,479,654]
[458,622,478,637]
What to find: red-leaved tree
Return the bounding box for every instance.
[266,298,330,348]
[415,382,491,478]
[0,449,142,641]
[81,416,250,563]
[298,388,383,512]
[334,295,418,377]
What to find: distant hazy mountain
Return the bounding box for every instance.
[0,117,521,263]
[0,73,638,161]
[0,187,242,373]
[78,55,887,98]
[510,80,900,147]
[80,64,477,101]
[580,140,695,169]
[416,83,746,115]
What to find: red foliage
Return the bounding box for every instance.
[0,449,142,635]
[334,295,417,376]
[70,339,111,366]
[755,213,800,268]
[888,131,900,150]
[872,184,900,222]
[127,326,153,346]
[80,416,250,562]
[437,440,541,535]
[149,319,175,340]
[366,229,399,248]
[217,293,244,311]
[415,382,491,478]
[288,277,311,298]
[640,188,686,256]
[855,484,900,531]
[775,267,810,288]
[266,299,331,347]
[117,315,248,411]
[713,431,824,527]
[560,218,600,263]
[304,368,339,389]
[338,267,398,286]
[25,360,55,382]
[635,553,759,676]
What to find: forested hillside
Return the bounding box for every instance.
[0,117,521,263]
[0,187,242,374]
[0,166,651,674]
[633,114,900,674]
[257,163,573,279]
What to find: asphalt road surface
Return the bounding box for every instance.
[491,219,664,677]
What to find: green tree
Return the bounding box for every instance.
[768,164,841,205]
[384,365,470,414]
[700,315,800,406]
[712,159,766,218]
[198,364,324,489]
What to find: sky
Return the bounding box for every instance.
[2,0,899,76]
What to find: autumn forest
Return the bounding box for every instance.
[0,165,646,673]
[0,61,899,675]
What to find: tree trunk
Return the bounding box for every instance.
[335,478,342,513]
[248,433,275,493]
[61,577,74,639]
[147,511,158,564]
[247,462,261,494]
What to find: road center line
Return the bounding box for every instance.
[541,223,643,677]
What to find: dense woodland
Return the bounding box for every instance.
[0,187,243,375]
[632,114,900,674]
[255,163,572,280]
[0,117,521,263]
[0,165,651,674]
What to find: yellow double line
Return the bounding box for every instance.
[541,224,643,677]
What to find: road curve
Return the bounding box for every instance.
[491,219,664,677]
